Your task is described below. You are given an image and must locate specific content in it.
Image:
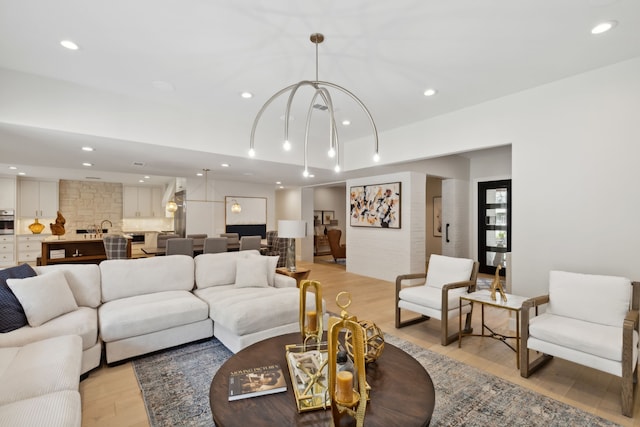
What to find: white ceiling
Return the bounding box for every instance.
[0,0,639,186]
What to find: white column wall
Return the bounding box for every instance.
[346,172,426,282]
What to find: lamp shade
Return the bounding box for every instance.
[278,220,307,238]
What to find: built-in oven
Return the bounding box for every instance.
[0,210,15,235]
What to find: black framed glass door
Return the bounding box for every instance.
[478,180,511,275]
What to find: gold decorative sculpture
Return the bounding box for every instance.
[489,265,507,302]
[344,320,385,364]
[50,211,66,237]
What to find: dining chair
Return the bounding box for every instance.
[166,238,194,256]
[239,235,261,251]
[186,233,207,248]
[157,234,180,249]
[203,237,228,254]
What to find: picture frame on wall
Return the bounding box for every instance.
[349,182,401,228]
[322,211,334,225]
[433,196,442,237]
[313,210,322,226]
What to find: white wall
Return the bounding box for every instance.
[347,172,426,282]
[185,176,276,237]
[365,58,640,296]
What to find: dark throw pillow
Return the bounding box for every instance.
[0,263,37,333]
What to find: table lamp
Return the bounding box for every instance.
[278,220,306,272]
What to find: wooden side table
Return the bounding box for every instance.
[276,267,311,287]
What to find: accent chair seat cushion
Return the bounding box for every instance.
[529,313,639,362]
[399,285,470,312]
[99,290,209,342]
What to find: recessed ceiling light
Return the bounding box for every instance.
[18,172,26,176]
[144,176,150,179]
[152,80,175,91]
[8,166,17,170]
[138,179,145,183]
[279,186,284,189]
[60,40,79,50]
[591,20,617,34]
[309,174,315,178]
[423,88,438,97]
[240,92,253,99]
[221,163,229,167]
[275,181,281,185]
[82,162,93,167]
[82,146,94,152]
[342,120,351,126]
[196,172,204,177]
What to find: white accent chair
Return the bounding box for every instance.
[395,254,479,346]
[520,271,640,417]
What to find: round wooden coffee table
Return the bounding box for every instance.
[210,332,435,426]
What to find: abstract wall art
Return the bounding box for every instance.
[349,182,401,228]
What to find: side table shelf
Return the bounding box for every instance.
[314,235,330,256]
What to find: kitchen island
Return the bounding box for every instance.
[40,235,131,266]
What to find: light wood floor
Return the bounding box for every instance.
[80,259,640,426]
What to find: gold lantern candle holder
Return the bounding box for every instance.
[327,292,368,427]
[299,280,323,345]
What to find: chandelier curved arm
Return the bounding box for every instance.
[315,80,379,158]
[284,80,317,146]
[303,87,339,174]
[313,87,340,170]
[249,83,298,154]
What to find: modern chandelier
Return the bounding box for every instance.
[249,33,379,177]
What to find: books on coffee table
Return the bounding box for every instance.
[228,364,287,401]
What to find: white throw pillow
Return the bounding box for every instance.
[235,256,269,288]
[7,270,79,327]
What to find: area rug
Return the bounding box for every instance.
[132,335,621,427]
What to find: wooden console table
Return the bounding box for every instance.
[40,237,131,266]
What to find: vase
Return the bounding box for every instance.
[28,218,45,234]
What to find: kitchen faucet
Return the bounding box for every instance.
[100,219,113,235]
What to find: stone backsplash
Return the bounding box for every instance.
[59,180,123,234]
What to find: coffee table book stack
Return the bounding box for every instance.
[227,364,287,401]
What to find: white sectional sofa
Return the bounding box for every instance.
[99,254,213,364]
[0,249,322,425]
[0,335,83,427]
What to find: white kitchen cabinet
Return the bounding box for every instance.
[0,177,16,209]
[19,180,59,218]
[0,235,15,267]
[17,234,50,264]
[123,186,164,218]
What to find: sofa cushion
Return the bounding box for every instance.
[0,335,82,405]
[0,390,81,427]
[547,270,631,327]
[194,286,306,336]
[235,256,269,288]
[7,271,78,327]
[194,252,239,288]
[34,264,101,308]
[426,254,474,289]
[100,255,195,302]
[99,290,209,342]
[0,307,98,351]
[0,264,35,333]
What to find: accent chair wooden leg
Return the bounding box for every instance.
[622,372,634,417]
